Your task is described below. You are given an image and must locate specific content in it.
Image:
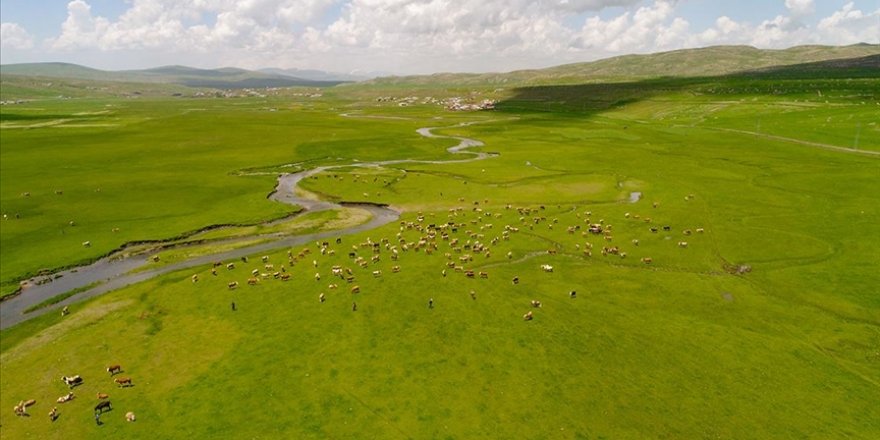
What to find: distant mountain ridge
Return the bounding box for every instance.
[258,67,371,82]
[364,44,880,86]
[0,63,346,88]
[2,44,878,91]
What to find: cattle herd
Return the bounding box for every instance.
[12,195,707,429]
[202,196,706,325]
[12,363,135,424]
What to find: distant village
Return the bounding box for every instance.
[375,95,497,111]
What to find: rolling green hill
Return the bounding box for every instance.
[365,44,880,86]
[0,63,345,89]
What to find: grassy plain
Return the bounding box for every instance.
[1,70,879,439]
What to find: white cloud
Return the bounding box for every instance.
[48,0,339,53]
[572,1,688,52]
[785,0,814,17]
[25,0,880,74]
[1,22,35,50]
[817,2,880,45]
[689,1,879,50]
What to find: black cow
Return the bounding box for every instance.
[95,400,112,414]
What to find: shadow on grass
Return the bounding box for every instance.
[494,55,880,115]
[0,113,93,122]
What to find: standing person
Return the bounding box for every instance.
[49,407,58,422]
[428,298,434,309]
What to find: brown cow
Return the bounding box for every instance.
[114,377,132,388]
[107,365,122,376]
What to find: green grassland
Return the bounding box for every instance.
[2,64,879,439]
[0,97,457,296]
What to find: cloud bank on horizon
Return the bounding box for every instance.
[1,0,878,75]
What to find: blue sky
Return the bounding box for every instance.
[1,1,878,74]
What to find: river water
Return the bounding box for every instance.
[0,120,493,330]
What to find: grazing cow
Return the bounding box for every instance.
[663,225,671,231]
[82,241,91,247]
[95,400,112,414]
[251,269,260,276]
[62,375,83,389]
[540,264,553,273]
[392,265,401,273]
[512,276,519,285]
[441,269,447,277]
[570,291,577,298]
[191,274,199,283]
[641,257,653,264]
[126,411,136,422]
[696,228,704,233]
[465,270,475,278]
[372,270,382,277]
[678,241,688,248]
[152,255,160,262]
[507,251,513,259]
[351,285,360,294]
[470,290,477,300]
[262,255,269,263]
[57,392,74,403]
[97,393,109,400]
[314,273,321,281]
[479,271,489,279]
[319,293,326,303]
[211,268,217,276]
[523,311,534,321]
[631,239,639,246]
[61,306,69,316]
[213,261,223,268]
[531,300,542,308]
[114,377,132,388]
[683,229,692,235]
[280,273,291,281]
[49,407,58,421]
[247,277,258,285]
[107,365,122,376]
[226,263,235,270]
[227,281,238,289]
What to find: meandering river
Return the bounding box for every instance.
[0,118,494,330]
